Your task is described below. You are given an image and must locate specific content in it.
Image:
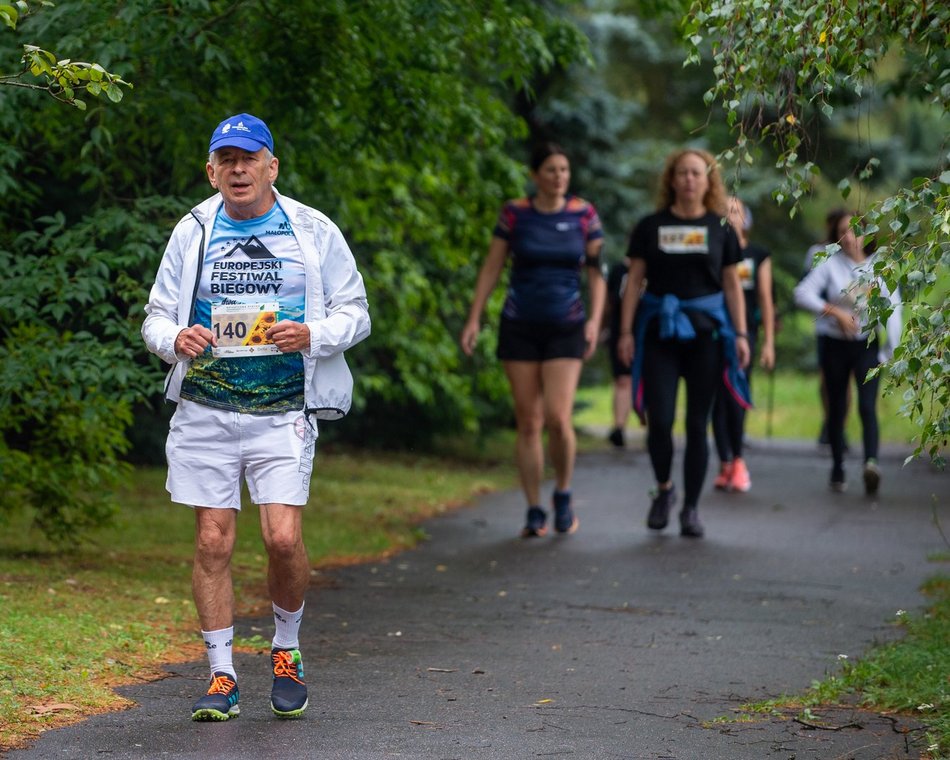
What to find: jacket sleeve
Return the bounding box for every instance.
[306,220,371,358]
[793,260,829,315]
[142,222,188,365]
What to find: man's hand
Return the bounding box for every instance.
[175,325,216,358]
[266,320,311,353]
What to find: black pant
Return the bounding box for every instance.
[712,336,756,462]
[819,335,880,471]
[642,330,721,509]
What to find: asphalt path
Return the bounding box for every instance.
[8,437,945,759]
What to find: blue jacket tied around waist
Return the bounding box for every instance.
[631,291,751,423]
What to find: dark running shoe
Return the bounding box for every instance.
[520,506,548,538]
[191,671,240,721]
[271,648,308,718]
[608,427,625,448]
[552,490,579,534]
[679,507,705,538]
[830,465,847,493]
[863,459,881,495]
[647,486,676,531]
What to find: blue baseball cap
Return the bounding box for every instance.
[208,113,274,154]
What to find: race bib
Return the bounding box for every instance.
[211,302,280,357]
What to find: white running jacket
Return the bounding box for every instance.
[142,189,371,420]
[794,250,901,363]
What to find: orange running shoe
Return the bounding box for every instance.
[713,462,733,490]
[729,457,751,492]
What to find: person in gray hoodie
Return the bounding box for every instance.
[142,113,370,722]
[794,209,901,495]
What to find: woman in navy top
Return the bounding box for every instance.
[618,148,750,538]
[461,143,606,538]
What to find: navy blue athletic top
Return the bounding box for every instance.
[493,195,604,324]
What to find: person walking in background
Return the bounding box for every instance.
[617,148,750,538]
[711,197,775,492]
[142,113,371,721]
[803,212,851,449]
[794,209,901,494]
[605,255,634,448]
[460,142,606,538]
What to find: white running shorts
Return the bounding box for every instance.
[165,398,317,509]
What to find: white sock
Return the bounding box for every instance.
[272,602,304,650]
[201,626,235,679]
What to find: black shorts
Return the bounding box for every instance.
[496,318,586,362]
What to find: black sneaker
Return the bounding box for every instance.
[830,465,847,492]
[679,507,704,538]
[863,459,881,495]
[608,427,625,448]
[191,671,240,721]
[271,648,308,718]
[647,486,676,530]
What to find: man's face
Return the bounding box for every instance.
[206,146,279,220]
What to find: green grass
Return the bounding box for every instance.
[575,369,921,447]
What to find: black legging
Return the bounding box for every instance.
[712,335,756,462]
[642,329,721,509]
[819,335,880,472]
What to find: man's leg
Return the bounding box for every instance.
[191,507,240,721]
[260,503,310,718]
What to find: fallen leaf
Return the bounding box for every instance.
[30,703,79,715]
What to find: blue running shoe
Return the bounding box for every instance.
[520,506,548,538]
[271,648,308,718]
[552,490,578,534]
[191,672,239,721]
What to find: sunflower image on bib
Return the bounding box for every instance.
[212,302,281,357]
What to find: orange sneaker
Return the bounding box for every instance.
[713,462,733,490]
[729,457,751,492]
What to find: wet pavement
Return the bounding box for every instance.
[8,437,944,759]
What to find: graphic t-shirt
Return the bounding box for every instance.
[180,204,306,413]
[626,208,741,332]
[494,196,604,324]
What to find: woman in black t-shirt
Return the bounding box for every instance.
[617,148,750,538]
